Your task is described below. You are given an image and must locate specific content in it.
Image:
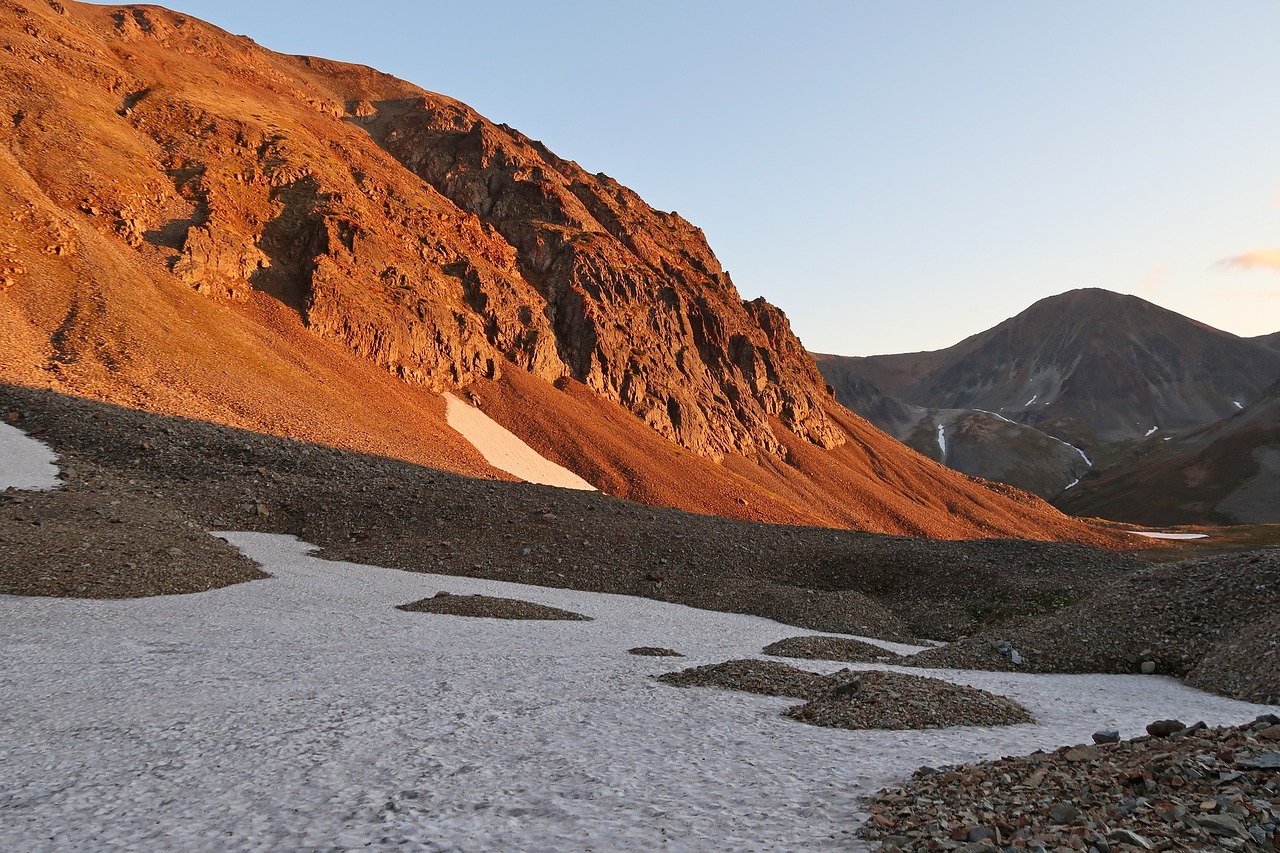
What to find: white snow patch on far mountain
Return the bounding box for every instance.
[936,423,947,460]
[1144,426,1159,438]
[1234,401,1244,409]
[1129,531,1210,540]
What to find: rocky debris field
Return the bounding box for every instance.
[396,592,590,621]
[860,715,1280,852]
[901,549,1280,705]
[655,659,1033,731]
[763,634,904,663]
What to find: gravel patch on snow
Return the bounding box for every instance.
[398,591,591,620]
[0,420,60,490]
[443,392,594,490]
[763,635,904,663]
[2,532,1275,852]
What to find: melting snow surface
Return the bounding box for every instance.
[1144,426,1159,438]
[443,392,594,491]
[0,422,60,490]
[1129,531,1210,540]
[2,532,1271,852]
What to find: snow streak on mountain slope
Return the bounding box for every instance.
[1,531,1272,852]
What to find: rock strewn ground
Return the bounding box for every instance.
[763,635,903,663]
[901,549,1280,704]
[860,717,1280,852]
[656,660,1033,731]
[397,592,589,621]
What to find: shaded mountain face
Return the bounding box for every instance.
[1057,380,1280,525]
[0,1,1128,544]
[1254,331,1280,352]
[814,355,1089,499]
[832,289,1280,446]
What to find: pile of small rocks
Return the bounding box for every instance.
[786,671,1033,732]
[656,660,1033,731]
[762,635,903,663]
[397,592,590,621]
[628,647,684,657]
[860,715,1280,852]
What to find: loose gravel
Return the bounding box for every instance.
[860,716,1280,852]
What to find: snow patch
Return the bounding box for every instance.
[1129,531,1210,540]
[936,422,947,460]
[0,422,60,490]
[1144,426,1159,438]
[1234,401,1244,410]
[1024,395,1038,406]
[0,531,1269,852]
[1061,478,1080,491]
[444,392,594,490]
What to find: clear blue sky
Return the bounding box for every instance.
[128,1,1280,355]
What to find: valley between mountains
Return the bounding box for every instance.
[1,2,1278,852]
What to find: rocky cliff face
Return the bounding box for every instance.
[0,1,838,462]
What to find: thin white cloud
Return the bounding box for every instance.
[1217,248,1280,274]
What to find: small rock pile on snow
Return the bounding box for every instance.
[860,715,1280,852]
[656,660,1033,731]
[397,591,591,620]
[763,634,905,663]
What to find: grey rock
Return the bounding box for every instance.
[1145,719,1184,737]
[1196,813,1249,839]
[1104,828,1153,849]
[1092,730,1121,744]
[1139,660,1156,674]
[1236,751,1280,771]
[1049,802,1080,823]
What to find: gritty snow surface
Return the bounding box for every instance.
[1129,531,1210,540]
[3,534,1275,852]
[0,421,60,490]
[443,392,594,491]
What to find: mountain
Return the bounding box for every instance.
[814,356,1091,498]
[1057,378,1280,525]
[1254,331,1280,352]
[0,1,1121,543]
[816,289,1280,498]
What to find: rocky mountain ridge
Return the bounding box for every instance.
[816,289,1280,505]
[0,0,1120,542]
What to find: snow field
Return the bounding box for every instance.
[2,532,1274,852]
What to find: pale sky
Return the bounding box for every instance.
[111,1,1280,355]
